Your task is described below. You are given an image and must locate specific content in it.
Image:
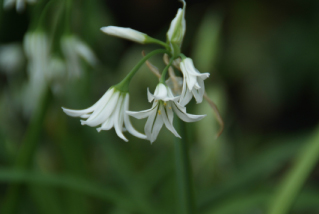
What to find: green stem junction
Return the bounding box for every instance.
[115,49,170,92]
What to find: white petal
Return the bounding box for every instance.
[160,105,180,138]
[166,102,174,124]
[113,96,128,142]
[147,88,154,102]
[97,117,113,132]
[192,78,205,104]
[83,91,119,127]
[127,104,157,119]
[153,83,168,100]
[123,95,147,139]
[179,81,192,106]
[144,106,159,141]
[62,88,114,117]
[172,103,206,122]
[100,26,147,44]
[150,111,164,143]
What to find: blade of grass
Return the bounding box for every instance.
[203,189,319,214]
[1,87,51,214]
[198,134,306,212]
[28,184,63,214]
[0,169,143,213]
[54,117,89,214]
[91,131,165,214]
[268,126,319,214]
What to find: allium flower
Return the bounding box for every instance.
[62,88,146,142]
[166,0,186,56]
[3,0,36,13]
[101,26,148,44]
[23,31,50,115]
[61,35,97,77]
[127,83,205,143]
[179,58,210,106]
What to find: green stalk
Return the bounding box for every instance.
[1,87,51,214]
[114,49,170,92]
[145,37,170,49]
[160,57,174,83]
[174,120,196,214]
[268,126,319,214]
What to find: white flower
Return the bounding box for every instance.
[62,88,146,142]
[3,0,36,13]
[127,83,205,143]
[166,0,186,56]
[61,35,98,77]
[179,58,210,106]
[101,26,148,44]
[22,31,50,115]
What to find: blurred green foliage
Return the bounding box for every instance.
[1,0,319,213]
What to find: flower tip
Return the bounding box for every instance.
[80,120,86,125]
[100,26,109,33]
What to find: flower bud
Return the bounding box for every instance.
[101,26,148,44]
[166,0,186,56]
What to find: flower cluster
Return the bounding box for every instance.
[63,0,213,143]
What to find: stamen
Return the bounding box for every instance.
[158,110,161,115]
[164,102,167,106]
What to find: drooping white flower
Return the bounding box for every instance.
[101,26,148,44]
[61,35,98,77]
[22,31,50,115]
[179,58,210,106]
[127,83,205,143]
[3,0,36,13]
[166,0,186,56]
[62,88,146,142]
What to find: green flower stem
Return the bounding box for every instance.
[145,37,170,50]
[115,49,170,92]
[1,87,51,214]
[36,0,56,31]
[268,125,319,214]
[63,0,73,34]
[160,57,174,83]
[174,120,196,214]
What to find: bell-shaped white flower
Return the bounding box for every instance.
[22,31,50,115]
[166,0,186,56]
[101,26,148,44]
[127,83,205,143]
[179,58,210,106]
[62,88,146,142]
[61,35,98,77]
[3,0,36,13]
